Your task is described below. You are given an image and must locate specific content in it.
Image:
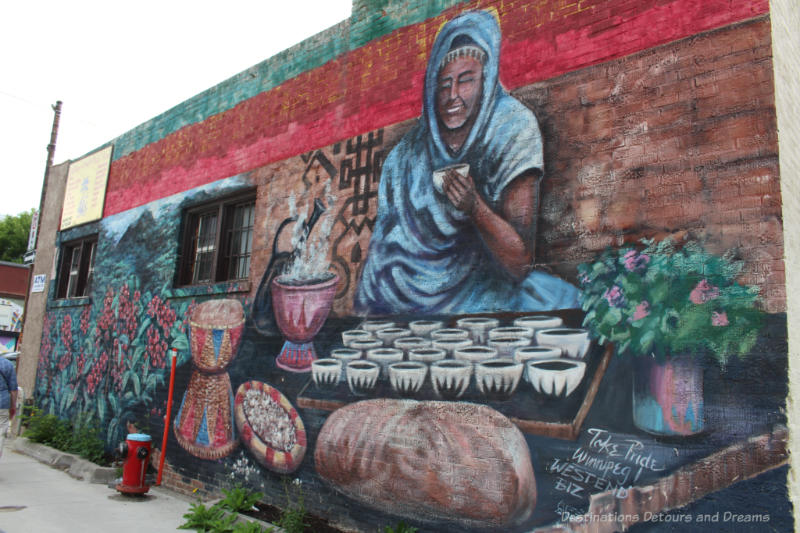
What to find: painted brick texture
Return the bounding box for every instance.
[519,16,783,312]
[103,0,769,218]
[31,2,791,529]
[242,16,782,314]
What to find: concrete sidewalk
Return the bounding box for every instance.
[0,440,192,533]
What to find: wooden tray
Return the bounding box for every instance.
[297,341,613,440]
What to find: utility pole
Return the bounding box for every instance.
[25,100,62,264]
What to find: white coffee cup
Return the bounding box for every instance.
[433,163,470,193]
[535,328,591,360]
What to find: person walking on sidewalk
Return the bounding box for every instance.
[0,355,18,461]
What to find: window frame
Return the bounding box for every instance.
[56,235,98,300]
[177,191,256,287]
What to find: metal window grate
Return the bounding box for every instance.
[191,212,218,284]
[227,201,255,280]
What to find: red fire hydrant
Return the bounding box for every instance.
[116,433,152,495]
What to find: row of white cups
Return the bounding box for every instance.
[311,315,591,401]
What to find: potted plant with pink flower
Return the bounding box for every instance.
[577,238,763,436]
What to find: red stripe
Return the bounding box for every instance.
[269,386,281,404]
[241,423,253,443]
[265,447,275,466]
[295,429,307,448]
[103,0,768,216]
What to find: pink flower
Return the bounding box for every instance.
[624,250,650,272]
[603,285,625,308]
[632,301,650,321]
[689,279,720,304]
[711,311,729,327]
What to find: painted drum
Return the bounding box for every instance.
[174,371,238,460]
[175,299,243,460]
[189,299,245,372]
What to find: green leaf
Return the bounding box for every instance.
[109,394,120,415]
[136,317,152,343]
[131,373,141,396]
[639,330,655,354]
[131,345,145,369]
[108,419,118,445]
[97,396,107,423]
[172,333,189,353]
[58,391,68,415]
[601,306,623,327]
[67,388,78,409]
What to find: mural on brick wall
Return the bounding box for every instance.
[35,176,253,447]
[227,10,786,532]
[34,5,790,532]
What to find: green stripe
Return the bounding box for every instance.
[106,0,468,163]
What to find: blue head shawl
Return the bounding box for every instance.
[355,10,579,314]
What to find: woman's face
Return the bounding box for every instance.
[436,55,483,132]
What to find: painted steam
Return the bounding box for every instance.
[282,185,337,283]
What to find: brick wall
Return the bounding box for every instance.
[31,1,791,529]
[0,262,29,299]
[244,16,782,314]
[518,16,783,311]
[102,0,768,218]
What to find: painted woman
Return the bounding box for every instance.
[356,10,579,314]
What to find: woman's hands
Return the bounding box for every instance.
[441,169,540,281]
[442,168,479,215]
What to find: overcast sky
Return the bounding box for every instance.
[1,0,352,219]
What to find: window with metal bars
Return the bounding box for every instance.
[178,192,255,286]
[56,236,97,299]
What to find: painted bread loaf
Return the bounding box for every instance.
[314,399,536,528]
